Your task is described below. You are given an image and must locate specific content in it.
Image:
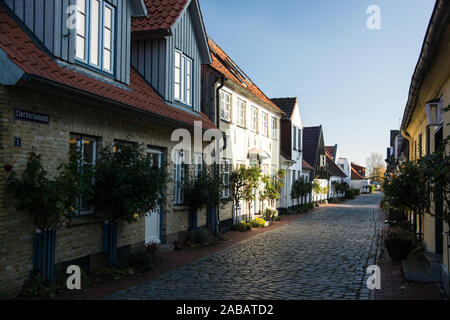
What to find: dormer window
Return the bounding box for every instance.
[174,50,193,106]
[76,0,115,73]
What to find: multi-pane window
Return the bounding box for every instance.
[262,113,268,136]
[220,90,231,121]
[174,50,193,106]
[222,160,231,198]
[173,151,187,205]
[237,99,246,127]
[297,128,302,151]
[293,126,297,150]
[76,0,115,73]
[271,117,277,139]
[194,153,203,179]
[69,134,97,215]
[251,107,258,132]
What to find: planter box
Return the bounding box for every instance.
[385,239,414,260]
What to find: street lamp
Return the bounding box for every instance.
[425,98,443,126]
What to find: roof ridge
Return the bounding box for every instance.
[208,38,284,115]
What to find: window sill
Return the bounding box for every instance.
[66,215,104,228]
[173,205,189,212]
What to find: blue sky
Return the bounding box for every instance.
[199,0,436,166]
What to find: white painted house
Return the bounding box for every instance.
[271,98,306,209]
[205,38,285,222]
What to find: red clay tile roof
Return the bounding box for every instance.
[0,6,215,130]
[302,160,314,171]
[326,152,346,178]
[132,0,188,32]
[325,146,335,160]
[351,167,365,180]
[351,162,366,178]
[208,38,284,115]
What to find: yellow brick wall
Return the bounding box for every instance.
[0,85,231,296]
[403,22,450,273]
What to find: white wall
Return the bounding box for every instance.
[219,84,283,219]
[279,101,305,209]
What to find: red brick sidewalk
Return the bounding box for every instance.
[374,209,443,300]
[58,207,324,300]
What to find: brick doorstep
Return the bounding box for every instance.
[374,209,444,300]
[52,207,324,300]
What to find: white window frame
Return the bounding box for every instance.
[194,153,203,179]
[293,126,297,150]
[271,117,277,139]
[69,134,97,215]
[220,90,231,122]
[174,50,193,106]
[237,99,246,127]
[251,106,258,132]
[76,0,115,73]
[222,159,231,199]
[298,128,302,151]
[262,112,268,136]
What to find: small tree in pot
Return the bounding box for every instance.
[291,177,312,208]
[94,141,167,266]
[7,151,92,283]
[312,179,322,205]
[259,169,285,212]
[184,165,228,235]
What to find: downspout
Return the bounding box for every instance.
[215,75,225,232]
[216,75,225,127]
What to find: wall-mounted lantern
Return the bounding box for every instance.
[425,98,443,126]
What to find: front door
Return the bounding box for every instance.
[207,207,216,233]
[145,148,163,244]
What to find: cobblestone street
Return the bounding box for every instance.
[107,194,382,300]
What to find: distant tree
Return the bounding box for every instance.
[366,152,386,182]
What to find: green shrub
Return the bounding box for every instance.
[354,188,361,196]
[263,208,278,222]
[127,242,160,272]
[232,221,252,232]
[194,228,209,243]
[345,189,356,199]
[370,185,375,193]
[251,217,266,228]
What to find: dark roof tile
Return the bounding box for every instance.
[302,126,321,168]
[271,97,296,120]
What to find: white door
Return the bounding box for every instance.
[145,149,163,244]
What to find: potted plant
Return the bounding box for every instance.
[94,141,167,266]
[7,151,92,283]
[384,225,415,260]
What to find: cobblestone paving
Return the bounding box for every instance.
[108,194,382,300]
